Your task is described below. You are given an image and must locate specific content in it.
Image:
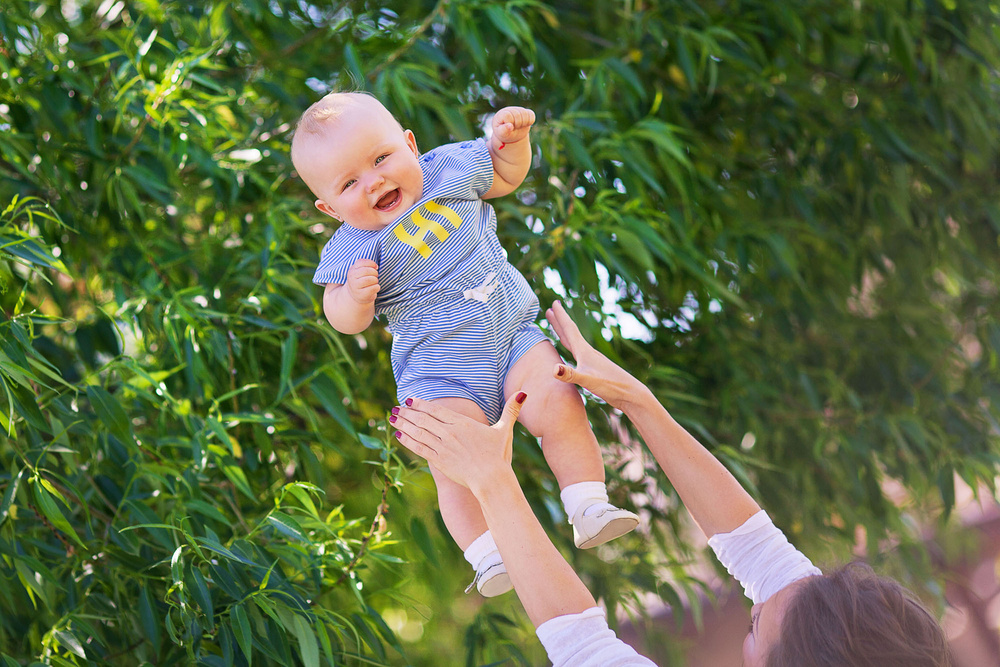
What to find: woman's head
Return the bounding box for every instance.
[749,563,951,667]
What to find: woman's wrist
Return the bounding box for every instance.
[468,460,518,501]
[619,381,658,417]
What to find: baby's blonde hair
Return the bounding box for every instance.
[293,91,402,136]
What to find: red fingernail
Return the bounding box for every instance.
[557,366,565,377]
[389,415,397,423]
[394,431,401,439]
[391,407,400,415]
[515,392,527,404]
[498,142,505,150]
[405,398,413,406]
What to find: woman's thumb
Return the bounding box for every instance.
[496,391,527,429]
[553,363,576,384]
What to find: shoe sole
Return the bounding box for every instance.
[478,570,513,597]
[575,515,640,549]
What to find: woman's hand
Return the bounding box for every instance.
[545,300,650,412]
[393,393,526,492]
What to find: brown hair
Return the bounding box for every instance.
[765,563,951,667]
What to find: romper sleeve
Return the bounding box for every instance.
[707,510,822,605]
[312,225,379,286]
[419,139,494,200]
[535,607,658,667]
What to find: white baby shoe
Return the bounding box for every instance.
[571,503,640,549]
[464,558,513,597]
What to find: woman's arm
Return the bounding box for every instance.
[393,395,597,627]
[394,396,658,666]
[545,301,761,537]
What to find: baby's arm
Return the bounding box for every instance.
[483,106,535,199]
[322,258,379,334]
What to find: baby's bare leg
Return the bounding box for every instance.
[504,341,605,486]
[506,342,638,549]
[426,396,491,550]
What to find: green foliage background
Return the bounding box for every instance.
[1,0,999,664]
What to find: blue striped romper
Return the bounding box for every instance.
[312,139,548,422]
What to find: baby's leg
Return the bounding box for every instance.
[505,341,638,548]
[425,397,490,549]
[504,341,604,486]
[422,397,512,596]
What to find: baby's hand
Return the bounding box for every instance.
[492,106,535,149]
[346,258,380,305]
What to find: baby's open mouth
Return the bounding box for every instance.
[375,189,401,211]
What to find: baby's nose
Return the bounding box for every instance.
[366,173,385,192]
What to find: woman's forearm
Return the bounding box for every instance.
[472,467,597,627]
[622,386,761,538]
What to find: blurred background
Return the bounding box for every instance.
[1,1,999,664]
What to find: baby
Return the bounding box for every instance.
[291,92,638,596]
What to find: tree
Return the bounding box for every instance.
[1,0,998,664]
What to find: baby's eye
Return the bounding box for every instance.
[375,154,388,165]
[342,179,356,191]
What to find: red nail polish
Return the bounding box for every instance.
[498,141,505,150]
[557,366,565,377]
[389,415,397,423]
[391,407,400,415]
[394,430,401,439]
[516,391,527,404]
[405,398,413,406]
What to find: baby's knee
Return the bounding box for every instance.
[522,378,587,437]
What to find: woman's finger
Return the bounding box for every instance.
[553,362,582,386]
[396,406,451,434]
[399,397,462,426]
[545,301,587,358]
[393,429,437,462]
[394,415,442,448]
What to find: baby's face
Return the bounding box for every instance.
[306,103,423,231]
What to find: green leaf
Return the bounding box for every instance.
[53,630,86,658]
[190,567,214,627]
[358,433,383,450]
[0,467,25,527]
[310,373,356,437]
[86,385,133,444]
[293,615,320,667]
[409,517,439,568]
[232,602,253,664]
[31,478,85,549]
[267,511,308,543]
[278,331,296,399]
[222,465,255,500]
[138,585,162,653]
[675,33,697,90]
[484,5,524,46]
[186,499,231,524]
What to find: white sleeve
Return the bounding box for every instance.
[536,607,658,667]
[707,510,822,604]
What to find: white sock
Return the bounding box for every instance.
[463,530,502,572]
[560,481,610,524]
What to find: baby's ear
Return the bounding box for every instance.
[315,200,342,221]
[403,129,419,157]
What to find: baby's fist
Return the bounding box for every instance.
[346,258,380,305]
[492,106,535,147]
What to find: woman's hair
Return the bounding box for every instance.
[765,562,951,667]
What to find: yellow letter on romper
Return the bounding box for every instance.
[392,201,463,259]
